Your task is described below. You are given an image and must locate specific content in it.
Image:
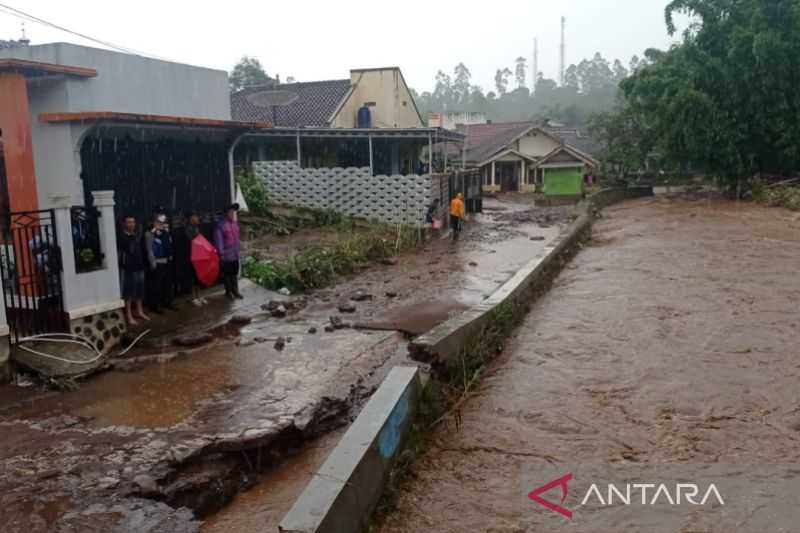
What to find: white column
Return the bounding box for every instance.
[50,194,79,313]
[92,190,120,296]
[520,159,526,191]
[491,161,496,187]
[428,134,433,174]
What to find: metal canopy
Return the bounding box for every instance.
[244,127,465,143]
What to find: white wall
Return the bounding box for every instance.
[331,69,423,129]
[517,130,561,158]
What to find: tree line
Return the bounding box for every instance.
[410,53,649,126]
[591,0,800,190]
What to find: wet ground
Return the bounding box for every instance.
[378,195,800,533]
[0,196,569,532]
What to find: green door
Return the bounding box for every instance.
[544,167,583,196]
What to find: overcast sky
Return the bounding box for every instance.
[0,0,684,92]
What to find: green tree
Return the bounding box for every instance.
[229,56,272,92]
[494,67,512,95]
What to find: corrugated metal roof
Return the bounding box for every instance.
[230,79,352,127]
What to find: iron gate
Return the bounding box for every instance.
[0,210,67,343]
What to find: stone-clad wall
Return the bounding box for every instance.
[253,161,440,226]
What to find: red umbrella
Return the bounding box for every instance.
[191,234,220,287]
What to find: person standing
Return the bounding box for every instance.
[214,203,243,300]
[186,213,208,307]
[118,215,149,325]
[449,192,466,242]
[145,212,176,313]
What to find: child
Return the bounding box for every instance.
[186,213,208,306]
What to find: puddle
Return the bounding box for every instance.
[359,299,469,335]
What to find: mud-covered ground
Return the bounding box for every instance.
[0,197,571,532]
[378,195,800,533]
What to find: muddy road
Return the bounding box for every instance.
[0,197,571,532]
[379,196,800,533]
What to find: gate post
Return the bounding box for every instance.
[0,277,9,383]
[50,194,79,313]
[91,191,121,300]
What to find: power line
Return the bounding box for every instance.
[0,2,170,61]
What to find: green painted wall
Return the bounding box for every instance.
[544,167,583,196]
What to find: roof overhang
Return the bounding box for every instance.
[0,59,97,78]
[478,148,537,168]
[243,127,464,143]
[532,145,599,169]
[39,111,271,130]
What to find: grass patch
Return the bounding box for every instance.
[243,223,426,293]
[753,183,800,211]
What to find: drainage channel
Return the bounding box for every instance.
[200,429,345,532]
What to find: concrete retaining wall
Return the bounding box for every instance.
[410,186,653,365]
[253,161,441,226]
[280,366,422,533]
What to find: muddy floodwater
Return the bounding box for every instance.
[379,196,800,533]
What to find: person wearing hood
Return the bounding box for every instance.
[449,192,466,242]
[214,203,243,300]
[145,209,176,313]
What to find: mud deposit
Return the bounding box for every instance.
[378,196,800,533]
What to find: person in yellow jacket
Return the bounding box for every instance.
[449,193,466,241]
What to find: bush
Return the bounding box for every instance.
[236,170,270,217]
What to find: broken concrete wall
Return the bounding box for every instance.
[253,161,436,226]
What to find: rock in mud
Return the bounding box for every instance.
[351,291,373,302]
[308,327,318,334]
[469,261,478,267]
[133,474,160,496]
[229,314,253,325]
[386,291,398,298]
[338,302,357,313]
[324,325,336,333]
[278,287,291,295]
[272,305,288,318]
[329,317,351,330]
[254,337,269,344]
[381,258,399,266]
[274,337,286,351]
[530,236,546,241]
[172,333,213,347]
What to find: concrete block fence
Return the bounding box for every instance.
[252,161,442,226]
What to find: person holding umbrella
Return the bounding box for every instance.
[214,203,243,300]
[185,213,209,307]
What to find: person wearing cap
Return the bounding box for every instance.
[214,203,243,300]
[145,210,177,313]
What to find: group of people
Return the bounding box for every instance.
[117,203,243,326]
[425,192,468,242]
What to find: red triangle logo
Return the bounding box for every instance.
[528,473,573,519]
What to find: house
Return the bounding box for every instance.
[459,121,599,195]
[231,67,424,129]
[0,41,266,370]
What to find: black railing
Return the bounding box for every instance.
[71,206,104,273]
[0,209,67,343]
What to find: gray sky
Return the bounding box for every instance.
[0,0,683,92]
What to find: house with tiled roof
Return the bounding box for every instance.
[459,120,599,195]
[231,67,424,129]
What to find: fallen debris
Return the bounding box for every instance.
[338,302,357,314]
[386,291,398,298]
[228,315,253,326]
[351,291,373,302]
[308,327,318,334]
[329,317,351,330]
[530,236,546,241]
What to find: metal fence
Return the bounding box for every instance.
[0,210,67,343]
[71,206,104,273]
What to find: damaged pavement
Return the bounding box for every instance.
[0,198,576,532]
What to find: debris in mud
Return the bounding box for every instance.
[308,327,318,334]
[272,305,288,318]
[324,325,335,333]
[229,314,253,326]
[338,302,357,314]
[254,337,269,344]
[133,474,160,496]
[351,291,373,302]
[236,339,256,347]
[530,236,546,241]
[386,291,398,298]
[278,287,291,296]
[173,333,214,347]
[381,258,399,266]
[469,261,478,267]
[329,317,351,330]
[274,337,286,351]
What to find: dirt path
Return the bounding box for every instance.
[378,196,800,532]
[0,197,571,532]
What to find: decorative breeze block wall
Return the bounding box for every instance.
[253,161,447,227]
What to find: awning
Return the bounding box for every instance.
[0,58,97,78]
[39,111,272,130]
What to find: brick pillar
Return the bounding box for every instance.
[0,72,38,212]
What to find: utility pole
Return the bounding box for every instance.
[533,37,538,93]
[560,16,566,86]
